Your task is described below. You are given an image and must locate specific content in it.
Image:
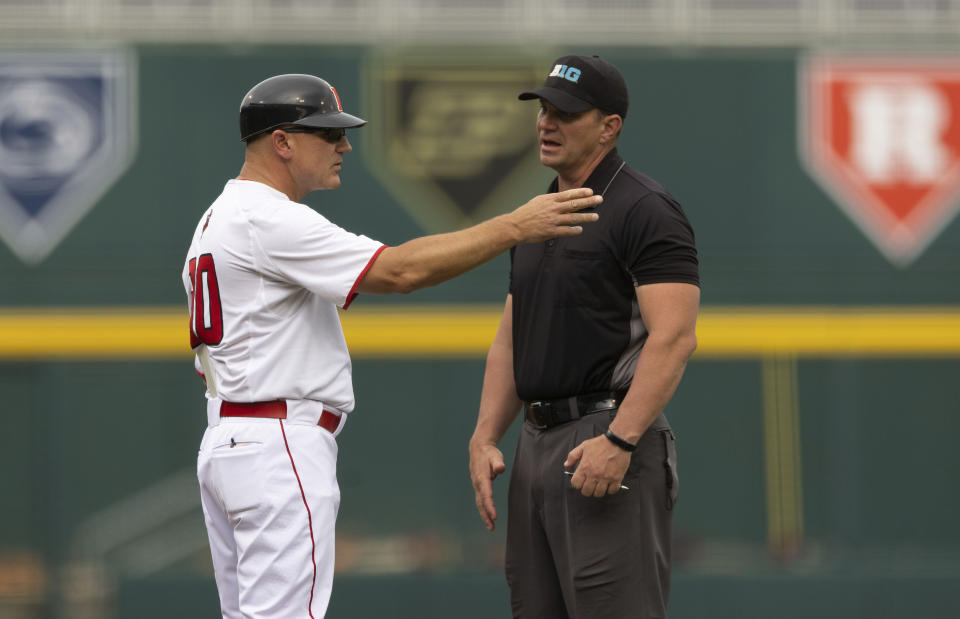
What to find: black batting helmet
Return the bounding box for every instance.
[238,74,367,142]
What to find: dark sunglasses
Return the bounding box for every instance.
[277,126,346,143]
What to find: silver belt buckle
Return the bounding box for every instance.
[526,401,548,429]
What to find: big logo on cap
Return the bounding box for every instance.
[0,49,136,264]
[363,51,547,232]
[800,54,960,266]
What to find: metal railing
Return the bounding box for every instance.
[0,0,958,46]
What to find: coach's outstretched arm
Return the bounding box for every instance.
[356,188,600,295]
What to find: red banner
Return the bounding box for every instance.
[800,55,960,265]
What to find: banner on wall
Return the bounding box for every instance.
[0,48,137,265]
[362,50,549,233]
[799,54,960,266]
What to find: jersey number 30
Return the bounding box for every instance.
[188,254,224,347]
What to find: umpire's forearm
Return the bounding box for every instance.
[471,300,522,447]
[607,331,696,443]
[471,366,522,448]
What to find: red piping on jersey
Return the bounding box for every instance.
[343,244,388,310]
[279,420,318,618]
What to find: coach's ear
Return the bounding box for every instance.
[270,129,295,160]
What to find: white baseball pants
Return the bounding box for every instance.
[197,410,342,618]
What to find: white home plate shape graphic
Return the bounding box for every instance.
[0,49,136,264]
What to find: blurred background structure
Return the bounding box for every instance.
[4,0,960,45]
[1,1,959,618]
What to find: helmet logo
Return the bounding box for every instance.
[330,86,344,112]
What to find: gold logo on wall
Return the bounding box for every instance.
[364,50,551,232]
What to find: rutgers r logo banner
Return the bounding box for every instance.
[800,55,960,266]
[0,49,137,264]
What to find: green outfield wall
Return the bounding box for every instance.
[0,45,958,618]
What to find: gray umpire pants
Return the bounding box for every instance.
[505,409,678,619]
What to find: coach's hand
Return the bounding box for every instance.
[508,188,601,243]
[469,441,506,531]
[564,435,630,498]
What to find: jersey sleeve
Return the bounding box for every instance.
[615,192,700,287]
[252,202,386,308]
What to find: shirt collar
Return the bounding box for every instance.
[548,148,623,195]
[228,178,291,201]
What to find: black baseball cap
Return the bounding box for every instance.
[519,55,629,118]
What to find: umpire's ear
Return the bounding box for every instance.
[599,113,623,144]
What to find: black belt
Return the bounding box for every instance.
[523,390,627,430]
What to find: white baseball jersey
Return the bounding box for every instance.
[182,178,385,412]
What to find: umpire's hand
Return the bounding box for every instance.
[469,441,506,531]
[564,436,631,497]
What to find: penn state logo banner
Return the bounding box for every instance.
[0,49,137,264]
[363,51,548,233]
[800,54,960,266]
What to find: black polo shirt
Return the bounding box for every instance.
[509,149,699,402]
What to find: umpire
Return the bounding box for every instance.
[468,55,700,618]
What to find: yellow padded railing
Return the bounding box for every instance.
[1,305,959,359]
